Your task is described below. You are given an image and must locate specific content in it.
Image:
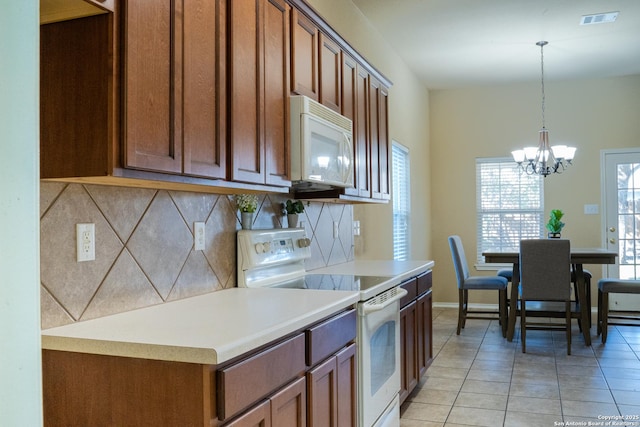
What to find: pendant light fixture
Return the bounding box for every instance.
[512,41,576,177]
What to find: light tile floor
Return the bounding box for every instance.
[400,307,640,427]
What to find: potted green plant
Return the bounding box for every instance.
[284,200,305,228]
[235,194,258,230]
[546,209,565,238]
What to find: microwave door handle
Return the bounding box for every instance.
[342,132,354,183]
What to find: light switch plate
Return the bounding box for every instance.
[584,204,599,215]
[194,222,205,251]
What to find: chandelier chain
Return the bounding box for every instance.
[539,41,546,128]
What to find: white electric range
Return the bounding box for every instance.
[237,228,405,427]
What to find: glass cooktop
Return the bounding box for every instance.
[271,274,394,292]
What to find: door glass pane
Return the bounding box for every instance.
[370,320,395,395]
[617,163,640,279]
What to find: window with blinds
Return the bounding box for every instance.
[392,142,410,260]
[476,158,544,264]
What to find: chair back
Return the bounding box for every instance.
[448,235,470,289]
[520,239,571,301]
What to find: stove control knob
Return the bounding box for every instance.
[254,243,264,254]
[297,238,311,248]
[263,242,271,252]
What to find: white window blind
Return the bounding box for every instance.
[476,158,544,264]
[392,142,410,260]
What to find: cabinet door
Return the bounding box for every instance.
[369,76,390,200]
[290,9,318,100]
[123,0,182,173]
[341,53,358,197]
[228,0,263,184]
[229,0,290,186]
[271,377,307,427]
[399,301,418,404]
[336,343,357,427]
[417,290,433,378]
[377,85,391,199]
[354,65,371,198]
[307,356,337,427]
[318,33,341,113]
[183,0,226,178]
[225,400,272,427]
[263,0,291,186]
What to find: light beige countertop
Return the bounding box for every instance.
[42,287,359,365]
[311,260,434,283]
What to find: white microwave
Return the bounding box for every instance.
[290,95,354,190]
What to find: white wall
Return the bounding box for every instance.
[0,2,42,426]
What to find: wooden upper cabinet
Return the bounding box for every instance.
[341,53,358,197]
[369,76,390,200]
[355,65,372,198]
[263,0,291,186]
[41,14,114,178]
[377,85,391,199]
[318,33,341,113]
[182,0,226,179]
[123,1,181,174]
[228,0,291,186]
[123,0,225,178]
[290,8,318,100]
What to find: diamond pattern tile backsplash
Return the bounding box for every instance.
[40,182,354,328]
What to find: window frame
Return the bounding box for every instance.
[392,141,410,261]
[476,157,545,268]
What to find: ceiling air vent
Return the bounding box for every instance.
[580,11,619,25]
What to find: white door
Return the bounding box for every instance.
[602,149,640,310]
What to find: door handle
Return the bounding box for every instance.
[609,227,616,232]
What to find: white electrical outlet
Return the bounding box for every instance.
[76,223,95,262]
[194,222,205,251]
[353,220,361,236]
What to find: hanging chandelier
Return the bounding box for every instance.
[512,41,576,177]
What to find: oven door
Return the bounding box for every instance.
[358,287,406,427]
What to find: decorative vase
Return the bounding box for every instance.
[241,212,254,230]
[287,213,299,228]
[548,232,561,239]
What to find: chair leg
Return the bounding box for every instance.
[499,289,507,338]
[566,301,571,356]
[520,299,526,353]
[457,288,464,335]
[462,289,468,329]
[602,292,609,344]
[597,289,602,336]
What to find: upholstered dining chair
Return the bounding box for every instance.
[519,239,576,355]
[597,279,640,343]
[448,235,508,337]
[497,266,592,330]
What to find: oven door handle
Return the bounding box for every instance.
[361,287,408,314]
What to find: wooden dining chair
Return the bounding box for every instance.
[519,239,576,355]
[448,235,508,337]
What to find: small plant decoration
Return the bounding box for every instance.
[546,209,565,237]
[284,199,305,215]
[235,194,258,213]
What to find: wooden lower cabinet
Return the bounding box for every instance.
[307,342,356,427]
[399,301,418,403]
[399,271,434,404]
[43,311,357,427]
[226,377,307,427]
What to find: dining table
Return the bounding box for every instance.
[482,248,618,345]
